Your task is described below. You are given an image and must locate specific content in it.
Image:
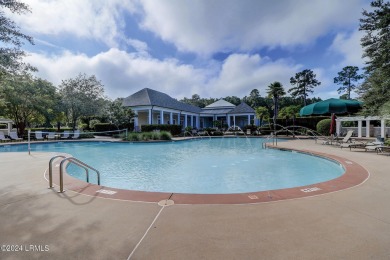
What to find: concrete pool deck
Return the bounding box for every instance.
[1,138,390,259]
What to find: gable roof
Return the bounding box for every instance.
[204,99,236,109]
[123,88,202,113]
[229,103,255,114]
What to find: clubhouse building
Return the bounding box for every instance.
[123,88,256,130]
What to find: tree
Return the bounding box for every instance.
[59,73,105,130]
[360,0,390,74]
[247,89,262,108]
[255,106,270,127]
[0,74,57,135]
[0,1,36,79]
[107,98,135,129]
[266,81,286,126]
[357,69,389,115]
[358,0,390,114]
[223,96,241,106]
[334,66,363,99]
[289,69,321,106]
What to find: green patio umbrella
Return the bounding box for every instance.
[299,98,363,116]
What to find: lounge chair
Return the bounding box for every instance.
[374,145,390,155]
[72,130,80,139]
[9,132,23,141]
[61,131,70,139]
[0,132,11,142]
[340,140,370,150]
[35,131,45,141]
[47,132,56,140]
[336,130,354,145]
[364,142,385,152]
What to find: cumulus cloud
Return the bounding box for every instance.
[25,48,208,99]
[207,54,301,97]
[25,49,307,100]
[328,29,366,68]
[138,0,365,55]
[12,0,137,48]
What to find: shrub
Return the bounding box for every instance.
[160,131,172,140]
[142,132,153,141]
[89,119,101,130]
[213,131,223,136]
[140,124,182,136]
[316,119,332,136]
[94,123,116,134]
[128,132,141,141]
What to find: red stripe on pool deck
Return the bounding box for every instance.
[47,146,369,204]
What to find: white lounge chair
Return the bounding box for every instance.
[61,131,70,139]
[336,130,354,145]
[0,132,11,142]
[9,132,22,141]
[35,131,44,141]
[47,132,56,140]
[72,130,80,139]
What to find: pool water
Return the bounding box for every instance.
[1,139,344,194]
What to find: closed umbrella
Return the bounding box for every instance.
[300,98,362,116]
[330,113,336,135]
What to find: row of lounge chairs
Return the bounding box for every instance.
[0,130,80,142]
[320,130,390,155]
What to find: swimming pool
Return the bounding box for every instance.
[1,138,345,194]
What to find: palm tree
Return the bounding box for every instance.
[266,81,286,128]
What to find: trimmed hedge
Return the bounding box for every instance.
[316,119,332,136]
[140,124,182,136]
[124,131,172,141]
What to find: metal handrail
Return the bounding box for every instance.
[59,157,101,193]
[48,155,101,193]
[48,155,67,188]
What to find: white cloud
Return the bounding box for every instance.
[207,54,301,97]
[138,0,366,55]
[25,48,208,99]
[25,49,307,100]
[328,29,366,68]
[12,0,137,48]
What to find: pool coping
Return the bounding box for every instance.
[45,143,370,205]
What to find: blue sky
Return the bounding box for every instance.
[11,0,371,100]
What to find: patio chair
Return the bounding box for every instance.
[61,131,70,139]
[364,141,384,152]
[9,132,23,141]
[0,131,11,142]
[35,131,45,141]
[47,132,56,140]
[72,130,80,139]
[336,130,354,145]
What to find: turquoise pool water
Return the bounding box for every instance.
[1,139,344,194]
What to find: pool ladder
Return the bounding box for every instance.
[48,155,101,193]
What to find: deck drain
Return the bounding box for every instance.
[158,199,174,206]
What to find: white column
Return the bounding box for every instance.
[7,122,12,135]
[233,115,236,127]
[381,119,385,139]
[134,110,139,129]
[160,110,164,124]
[184,114,187,127]
[336,120,341,137]
[366,119,370,137]
[196,116,200,128]
[170,112,173,125]
[191,115,194,127]
[247,115,251,125]
[358,120,362,138]
[148,109,152,124]
[227,115,230,127]
[177,113,180,125]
